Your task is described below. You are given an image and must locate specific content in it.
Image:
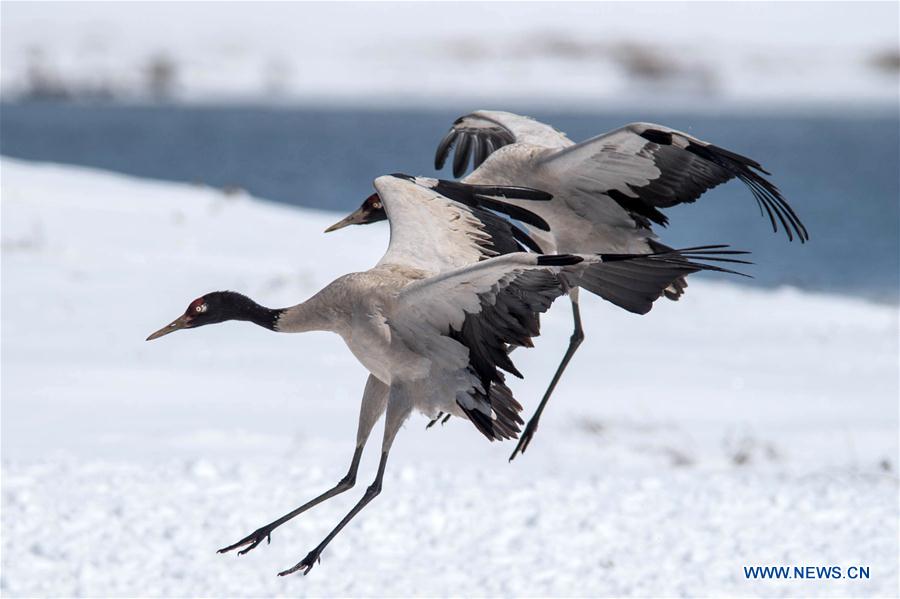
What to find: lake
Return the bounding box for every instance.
[1,102,897,301]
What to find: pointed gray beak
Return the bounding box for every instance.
[324,208,366,233]
[146,314,191,341]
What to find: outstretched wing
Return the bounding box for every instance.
[373,174,550,275]
[391,252,587,441]
[434,110,574,177]
[576,243,752,315]
[390,245,751,440]
[538,122,808,242]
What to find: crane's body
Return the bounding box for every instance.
[464,144,657,255]
[293,268,434,390]
[275,256,564,421]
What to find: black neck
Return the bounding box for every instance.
[217,292,283,330]
[239,301,283,331]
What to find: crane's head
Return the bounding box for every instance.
[146,291,268,341]
[324,193,386,233]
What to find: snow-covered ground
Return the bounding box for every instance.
[2,3,897,109]
[1,159,898,597]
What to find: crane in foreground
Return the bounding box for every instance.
[428,110,808,460]
[147,174,744,575]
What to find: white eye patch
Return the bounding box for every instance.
[195,304,207,313]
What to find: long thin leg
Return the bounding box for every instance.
[510,292,584,461]
[278,384,413,576]
[218,375,388,555]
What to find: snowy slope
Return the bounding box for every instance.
[2,3,898,109]
[1,159,897,597]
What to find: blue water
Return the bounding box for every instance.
[1,102,897,302]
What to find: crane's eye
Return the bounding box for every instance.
[195,304,207,313]
[372,201,382,209]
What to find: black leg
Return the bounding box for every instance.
[217,446,364,555]
[278,451,390,576]
[218,375,388,555]
[509,297,584,461]
[278,385,412,576]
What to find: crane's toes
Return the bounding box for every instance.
[509,422,538,462]
[217,527,272,555]
[278,549,322,576]
[426,411,445,429]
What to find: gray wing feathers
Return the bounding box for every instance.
[435,110,573,177]
[577,258,698,314]
[537,122,807,241]
[577,244,752,314]
[374,175,550,274]
[450,268,571,440]
[394,253,584,441]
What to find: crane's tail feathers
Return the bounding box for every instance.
[644,244,754,264]
[642,243,754,275]
[457,379,524,442]
[577,244,752,314]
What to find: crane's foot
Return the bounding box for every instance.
[217,526,273,556]
[441,413,451,425]
[426,411,444,429]
[509,419,539,462]
[278,547,323,576]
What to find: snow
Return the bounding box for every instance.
[2,159,898,596]
[1,3,897,109]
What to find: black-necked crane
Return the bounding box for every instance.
[427,110,808,460]
[147,174,743,575]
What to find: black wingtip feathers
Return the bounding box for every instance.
[537,254,584,267]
